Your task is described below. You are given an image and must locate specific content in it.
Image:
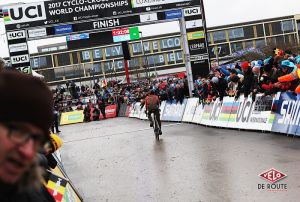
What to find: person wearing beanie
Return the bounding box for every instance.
[235,61,255,100]
[0,71,55,202]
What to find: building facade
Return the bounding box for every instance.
[207,14,300,62]
[30,14,300,86]
[31,33,186,86]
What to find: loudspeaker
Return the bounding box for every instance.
[122,41,131,60]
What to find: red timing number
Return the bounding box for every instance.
[112,28,129,36]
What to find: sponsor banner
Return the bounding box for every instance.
[28,27,47,38]
[160,101,167,119]
[139,106,148,120]
[188,39,207,55]
[199,102,214,125]
[183,6,201,17]
[271,92,300,135]
[4,0,133,30]
[129,102,141,118]
[9,43,28,53]
[190,54,208,62]
[161,99,187,122]
[191,102,205,124]
[247,94,274,131]
[11,54,30,64]
[165,9,182,19]
[132,0,190,8]
[3,2,47,25]
[7,30,26,40]
[140,13,158,22]
[126,105,132,117]
[66,33,89,41]
[100,105,117,119]
[54,24,73,35]
[60,110,84,125]
[182,98,198,122]
[186,19,202,29]
[187,31,204,40]
[210,97,235,128]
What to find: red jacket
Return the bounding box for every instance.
[145,95,159,110]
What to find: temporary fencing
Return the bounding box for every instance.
[127,93,300,137]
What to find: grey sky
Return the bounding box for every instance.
[0,0,300,57]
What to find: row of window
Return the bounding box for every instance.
[36,51,184,82]
[209,34,297,58]
[208,20,296,44]
[31,37,182,69]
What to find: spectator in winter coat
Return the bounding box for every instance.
[235,61,255,100]
[211,76,228,101]
[0,71,55,202]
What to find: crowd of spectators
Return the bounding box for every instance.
[194,49,300,103]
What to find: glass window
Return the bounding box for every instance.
[265,23,271,36]
[31,56,52,69]
[256,24,264,37]
[255,39,265,48]
[160,37,181,50]
[93,63,102,74]
[175,51,183,63]
[281,20,294,32]
[245,41,254,49]
[92,49,103,61]
[152,40,159,52]
[212,31,226,42]
[37,69,55,82]
[57,53,71,66]
[154,54,165,66]
[272,21,283,35]
[104,61,114,73]
[128,58,139,69]
[209,44,230,57]
[81,50,91,62]
[228,28,244,40]
[298,22,300,31]
[115,60,125,72]
[243,26,254,39]
[207,33,211,43]
[72,52,79,64]
[231,42,243,53]
[167,53,176,64]
[105,46,123,58]
[131,43,142,55]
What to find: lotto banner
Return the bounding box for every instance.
[100,105,117,119]
[60,111,84,125]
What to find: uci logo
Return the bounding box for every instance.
[184,7,201,17]
[3,2,46,25]
[7,30,26,40]
[11,54,29,65]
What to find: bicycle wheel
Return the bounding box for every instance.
[154,114,159,141]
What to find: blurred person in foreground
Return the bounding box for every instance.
[0,71,55,202]
[0,57,6,72]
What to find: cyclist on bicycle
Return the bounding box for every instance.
[145,90,162,135]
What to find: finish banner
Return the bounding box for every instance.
[4,0,133,30]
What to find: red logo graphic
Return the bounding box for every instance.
[259,168,287,183]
